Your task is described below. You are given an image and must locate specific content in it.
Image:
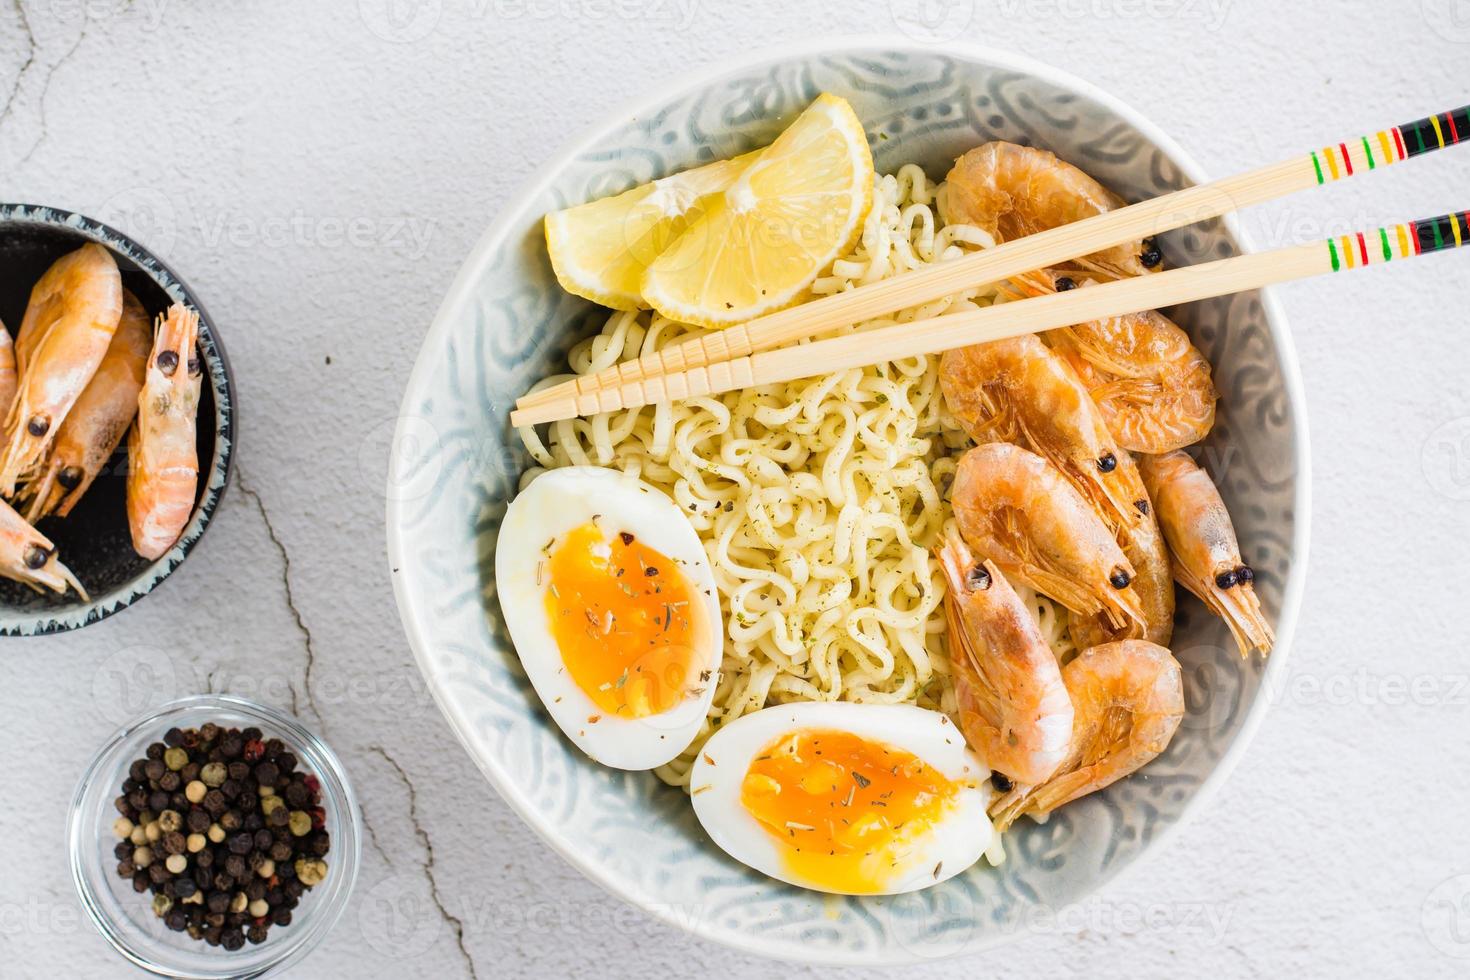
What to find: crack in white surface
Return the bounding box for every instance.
[2,0,93,164]
[371,745,480,980]
[0,0,36,126]
[235,469,318,722]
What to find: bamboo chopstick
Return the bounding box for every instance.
[518,104,1470,412]
[510,210,1470,427]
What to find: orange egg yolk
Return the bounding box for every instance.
[542,521,701,719]
[739,729,960,894]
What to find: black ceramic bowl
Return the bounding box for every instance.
[0,204,234,635]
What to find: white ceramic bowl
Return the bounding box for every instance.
[387,40,1309,964]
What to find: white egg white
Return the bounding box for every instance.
[495,466,722,770]
[689,702,992,895]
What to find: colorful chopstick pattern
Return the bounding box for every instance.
[1328,212,1470,271]
[1311,106,1470,184]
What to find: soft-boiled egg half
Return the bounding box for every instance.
[496,466,722,770]
[690,702,992,895]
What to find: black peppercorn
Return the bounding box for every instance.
[174,877,197,899]
[271,907,292,927]
[220,733,243,758]
[308,833,330,857]
[276,752,297,775]
[221,928,245,951]
[165,908,188,932]
[247,923,270,945]
[270,840,292,862]
[159,770,181,792]
[163,832,187,856]
[146,742,165,761]
[149,864,169,885]
[208,891,231,914]
[117,859,136,877]
[149,790,170,812]
[224,854,247,879]
[246,880,266,903]
[187,809,211,833]
[114,795,133,817]
[220,810,243,832]
[164,728,185,747]
[132,872,150,894]
[254,762,279,787]
[213,872,235,892]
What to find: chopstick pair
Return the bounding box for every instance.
[512,106,1470,428]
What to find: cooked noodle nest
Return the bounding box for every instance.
[518,164,1076,788]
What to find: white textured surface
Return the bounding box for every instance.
[2,2,1468,976]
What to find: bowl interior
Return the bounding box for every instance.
[69,696,361,980]
[389,45,1302,963]
[0,209,233,635]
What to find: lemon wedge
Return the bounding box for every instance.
[640,93,873,328]
[545,150,760,311]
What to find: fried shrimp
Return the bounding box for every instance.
[21,290,152,521]
[940,333,1135,530]
[0,496,86,599]
[1041,275,1216,453]
[0,323,16,420]
[936,532,1073,786]
[950,442,1142,632]
[1,243,123,493]
[1138,450,1274,657]
[944,141,1162,280]
[1069,449,1174,650]
[127,303,202,560]
[989,639,1183,831]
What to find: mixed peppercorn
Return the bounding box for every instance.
[111,723,330,950]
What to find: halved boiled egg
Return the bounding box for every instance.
[690,702,992,895]
[495,466,722,770]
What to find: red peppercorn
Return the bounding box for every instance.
[243,740,266,763]
[309,807,326,831]
[302,774,320,796]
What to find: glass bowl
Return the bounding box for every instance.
[69,695,361,979]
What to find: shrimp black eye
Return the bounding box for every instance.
[187,356,202,377]
[1236,565,1254,585]
[1109,567,1131,589]
[157,350,179,376]
[1054,275,1077,291]
[1215,569,1239,589]
[1140,238,1163,268]
[1134,498,1149,516]
[1096,453,1117,473]
[23,545,48,569]
[991,771,1013,792]
[26,416,48,437]
[966,565,991,591]
[58,466,84,490]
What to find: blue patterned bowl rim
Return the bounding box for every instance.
[386,37,1311,964]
